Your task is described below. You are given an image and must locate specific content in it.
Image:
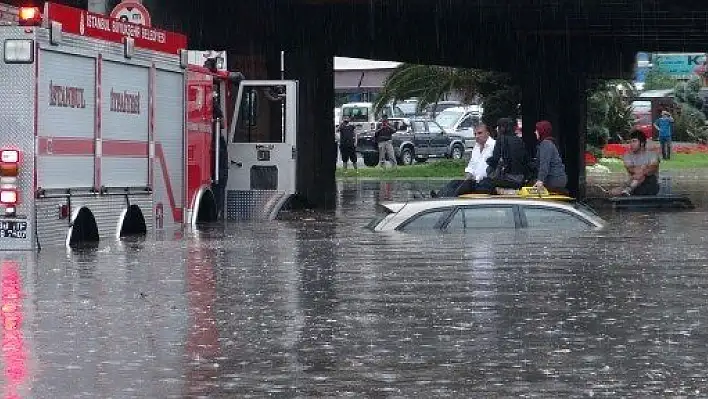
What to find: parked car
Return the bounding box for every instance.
[366,197,606,233]
[424,100,464,118]
[356,118,467,166]
[434,106,482,149]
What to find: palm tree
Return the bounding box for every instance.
[373,64,482,118]
[373,63,520,125]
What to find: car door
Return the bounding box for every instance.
[426,121,449,157]
[411,121,431,157]
[455,115,477,148]
[441,205,519,232]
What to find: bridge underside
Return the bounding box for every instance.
[24,0,708,207]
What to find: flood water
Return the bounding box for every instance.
[3,179,708,398]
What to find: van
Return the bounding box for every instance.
[434,106,483,149]
[341,102,405,133]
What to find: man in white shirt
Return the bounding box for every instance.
[431,124,496,197]
[464,124,496,182]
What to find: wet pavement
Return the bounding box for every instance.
[3,179,708,398]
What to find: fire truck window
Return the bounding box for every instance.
[232,85,286,144]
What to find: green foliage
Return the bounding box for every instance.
[673,77,704,110]
[675,104,708,143]
[336,159,468,179]
[374,64,520,125]
[586,80,637,151]
[643,69,678,91]
[673,77,708,142]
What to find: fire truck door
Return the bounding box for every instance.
[226,80,297,220]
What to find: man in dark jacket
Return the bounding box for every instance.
[337,117,358,170]
[374,116,397,168]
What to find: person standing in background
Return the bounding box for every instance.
[654,109,674,160]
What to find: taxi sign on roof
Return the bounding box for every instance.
[44,2,187,55]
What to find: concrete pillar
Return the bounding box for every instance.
[521,38,588,199]
[284,46,337,210]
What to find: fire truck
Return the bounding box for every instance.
[0,3,298,250]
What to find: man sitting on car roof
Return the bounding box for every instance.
[431,124,496,197]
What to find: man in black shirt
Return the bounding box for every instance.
[337,117,358,170]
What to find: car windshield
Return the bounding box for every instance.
[435,111,464,129]
[342,106,369,122]
[398,103,418,116]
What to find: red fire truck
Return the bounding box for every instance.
[0,3,298,250]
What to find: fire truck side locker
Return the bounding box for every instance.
[0,3,190,250]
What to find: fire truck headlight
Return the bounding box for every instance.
[4,40,35,64]
[0,190,17,205]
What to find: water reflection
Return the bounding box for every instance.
[1,260,29,399]
[295,219,338,382]
[6,179,708,397]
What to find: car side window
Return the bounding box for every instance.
[399,209,450,232]
[412,121,426,133]
[427,122,443,134]
[523,207,591,229]
[458,117,474,129]
[445,206,516,231]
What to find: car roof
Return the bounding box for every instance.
[379,197,600,218]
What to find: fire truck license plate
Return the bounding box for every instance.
[0,221,28,239]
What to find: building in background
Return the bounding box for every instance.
[334,57,401,106]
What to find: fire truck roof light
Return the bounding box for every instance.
[18,7,41,26]
[0,150,19,164]
[0,190,17,205]
[4,40,34,64]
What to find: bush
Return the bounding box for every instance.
[675,104,708,143]
[586,81,636,150]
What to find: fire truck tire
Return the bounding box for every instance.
[68,207,100,248]
[196,190,218,224]
[119,205,147,238]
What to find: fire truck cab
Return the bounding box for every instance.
[0,3,298,250]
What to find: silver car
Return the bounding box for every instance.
[367,197,606,232]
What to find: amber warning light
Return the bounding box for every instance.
[0,150,20,178]
[18,7,42,26]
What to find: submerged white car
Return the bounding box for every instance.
[367,197,606,233]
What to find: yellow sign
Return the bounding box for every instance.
[458,186,574,202]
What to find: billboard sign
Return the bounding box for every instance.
[653,53,706,78]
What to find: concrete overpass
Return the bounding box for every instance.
[15,0,708,208]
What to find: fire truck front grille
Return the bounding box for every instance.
[227,190,289,221]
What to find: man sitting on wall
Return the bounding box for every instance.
[610,129,661,196]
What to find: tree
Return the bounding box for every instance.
[673,77,708,143]
[373,63,520,125]
[642,69,678,91]
[586,80,637,157]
